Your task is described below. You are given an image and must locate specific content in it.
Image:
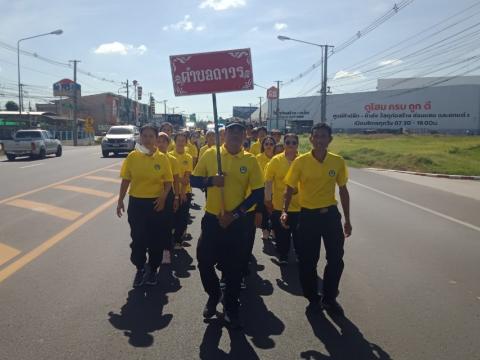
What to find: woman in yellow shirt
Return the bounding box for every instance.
[265,133,300,265]
[169,132,193,250]
[117,124,173,287]
[256,136,276,241]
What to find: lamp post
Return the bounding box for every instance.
[277,35,333,123]
[17,30,63,116]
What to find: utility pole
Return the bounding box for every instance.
[248,103,253,123]
[70,60,80,146]
[163,100,167,122]
[275,80,281,130]
[132,80,138,125]
[321,45,334,123]
[258,96,263,125]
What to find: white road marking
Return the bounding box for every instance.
[19,163,44,169]
[350,180,480,233]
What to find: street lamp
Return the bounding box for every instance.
[277,35,333,123]
[17,30,63,116]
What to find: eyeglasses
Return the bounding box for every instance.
[285,140,298,145]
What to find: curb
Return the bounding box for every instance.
[366,168,480,181]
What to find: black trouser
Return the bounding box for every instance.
[296,206,345,303]
[242,212,256,276]
[197,213,249,315]
[257,203,271,232]
[163,189,175,251]
[271,210,299,260]
[173,193,190,244]
[127,196,169,270]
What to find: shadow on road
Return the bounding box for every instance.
[172,248,196,278]
[107,267,181,347]
[301,311,392,360]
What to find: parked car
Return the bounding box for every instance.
[101,125,139,157]
[2,129,62,161]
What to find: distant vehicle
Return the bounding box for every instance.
[2,129,62,161]
[101,125,139,157]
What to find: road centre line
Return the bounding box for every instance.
[350,180,480,233]
[54,185,114,198]
[83,175,121,184]
[0,196,118,284]
[19,163,44,169]
[0,162,121,205]
[0,243,21,267]
[6,199,83,221]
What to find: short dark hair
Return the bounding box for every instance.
[257,126,268,134]
[284,133,299,143]
[159,122,173,131]
[140,123,158,136]
[260,135,276,153]
[174,131,188,142]
[311,123,332,136]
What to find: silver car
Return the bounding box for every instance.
[101,125,139,157]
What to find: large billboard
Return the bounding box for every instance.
[233,106,258,119]
[170,48,254,96]
[268,85,480,133]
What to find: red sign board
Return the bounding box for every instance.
[267,86,278,100]
[170,48,254,96]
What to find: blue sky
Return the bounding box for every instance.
[1,0,478,119]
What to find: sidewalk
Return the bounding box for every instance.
[366,168,480,201]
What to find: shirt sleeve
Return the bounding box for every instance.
[170,156,180,177]
[284,157,301,188]
[264,157,275,182]
[187,154,194,172]
[119,155,131,180]
[248,156,265,190]
[162,155,174,182]
[192,149,209,177]
[336,158,349,186]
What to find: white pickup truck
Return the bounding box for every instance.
[2,129,62,161]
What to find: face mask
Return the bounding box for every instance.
[135,142,153,155]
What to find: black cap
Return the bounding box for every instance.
[225,122,245,130]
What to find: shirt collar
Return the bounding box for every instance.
[220,144,245,158]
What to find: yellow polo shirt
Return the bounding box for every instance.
[265,153,301,212]
[165,152,180,177]
[284,151,348,209]
[256,152,273,176]
[120,149,173,198]
[193,145,264,215]
[199,144,213,161]
[250,140,261,155]
[170,149,193,193]
[187,141,198,160]
[167,139,175,152]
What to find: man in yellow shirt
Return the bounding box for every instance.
[191,122,264,329]
[198,130,216,161]
[249,126,267,155]
[117,124,173,287]
[283,123,352,316]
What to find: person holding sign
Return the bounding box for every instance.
[283,123,352,315]
[191,122,264,329]
[117,124,173,287]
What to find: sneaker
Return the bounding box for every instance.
[183,233,193,241]
[190,202,201,210]
[203,296,219,319]
[144,266,158,286]
[278,257,288,266]
[174,243,183,250]
[133,269,145,288]
[219,277,226,290]
[224,312,241,330]
[240,277,247,290]
[321,297,345,317]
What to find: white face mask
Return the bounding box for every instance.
[135,142,153,155]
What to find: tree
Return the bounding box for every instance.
[5,101,19,111]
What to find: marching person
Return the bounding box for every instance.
[170,132,193,250]
[117,124,173,287]
[256,136,276,241]
[283,123,352,315]
[271,129,282,145]
[159,122,175,151]
[191,122,264,329]
[265,133,300,265]
[157,132,181,264]
[274,143,285,155]
[186,131,199,168]
[249,126,267,155]
[199,130,216,162]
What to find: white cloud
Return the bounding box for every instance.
[379,59,403,66]
[163,15,206,32]
[94,42,147,55]
[274,23,288,31]
[199,0,246,11]
[334,70,365,80]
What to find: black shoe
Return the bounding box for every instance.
[278,256,288,266]
[144,266,158,286]
[321,297,345,317]
[219,277,226,290]
[240,277,247,290]
[203,296,219,319]
[190,202,201,210]
[306,300,322,313]
[133,269,145,288]
[224,312,241,330]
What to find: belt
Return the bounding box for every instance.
[301,205,336,214]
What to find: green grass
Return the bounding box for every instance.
[298,134,480,176]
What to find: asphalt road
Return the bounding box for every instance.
[0,146,479,360]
